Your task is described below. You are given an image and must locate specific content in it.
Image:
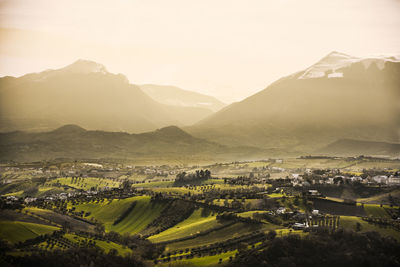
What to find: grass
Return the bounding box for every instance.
[267,193,285,198]
[69,196,138,230]
[165,222,277,251]
[339,216,400,240]
[0,220,59,243]
[168,250,238,266]
[236,210,267,219]
[363,204,391,218]
[149,208,222,243]
[132,181,174,188]
[51,177,120,191]
[70,196,167,234]
[34,233,132,256]
[64,234,132,256]
[111,197,167,234]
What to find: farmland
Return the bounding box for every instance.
[0,221,59,243]
[1,157,400,266]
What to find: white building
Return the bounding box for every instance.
[387,176,400,185]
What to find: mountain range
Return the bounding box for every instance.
[140,84,225,112]
[0,60,220,133]
[188,52,400,153]
[1,51,399,160]
[0,125,263,162]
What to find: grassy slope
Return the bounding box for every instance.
[0,220,59,243]
[111,197,167,234]
[148,208,222,243]
[64,233,132,256]
[160,250,238,267]
[363,204,391,218]
[165,222,278,251]
[70,197,138,230]
[339,216,400,240]
[71,196,167,234]
[53,177,120,191]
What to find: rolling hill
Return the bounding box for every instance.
[188,52,400,154]
[0,60,214,133]
[0,124,263,162]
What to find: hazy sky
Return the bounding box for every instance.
[0,0,400,103]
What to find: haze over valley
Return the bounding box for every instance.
[1,1,400,267]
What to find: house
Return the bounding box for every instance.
[24,197,37,204]
[387,176,400,185]
[292,222,306,230]
[372,175,388,184]
[276,207,286,214]
[308,190,320,196]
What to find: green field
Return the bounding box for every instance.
[70,196,167,234]
[149,208,222,243]
[132,180,174,188]
[64,234,132,256]
[51,177,120,191]
[111,196,167,234]
[165,222,277,251]
[160,250,238,266]
[339,216,400,240]
[0,220,59,243]
[34,233,132,256]
[363,204,391,218]
[69,197,138,230]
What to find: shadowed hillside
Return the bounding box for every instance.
[188,52,400,154]
[317,139,400,157]
[0,124,264,162]
[0,60,214,133]
[140,84,225,112]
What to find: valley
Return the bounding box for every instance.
[1,157,399,266]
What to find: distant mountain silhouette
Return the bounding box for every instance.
[317,139,400,157]
[188,52,400,154]
[140,84,225,112]
[0,125,264,162]
[0,60,214,133]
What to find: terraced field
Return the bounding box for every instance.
[148,208,222,243]
[0,220,59,243]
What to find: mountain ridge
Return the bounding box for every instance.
[0,124,266,162]
[187,51,400,153]
[0,60,216,133]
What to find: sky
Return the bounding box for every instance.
[0,0,399,103]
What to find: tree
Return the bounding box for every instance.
[95,223,105,236]
[356,222,362,232]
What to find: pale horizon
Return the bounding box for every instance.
[1,0,400,103]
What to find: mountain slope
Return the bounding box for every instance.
[0,125,263,162]
[317,139,400,157]
[0,60,211,133]
[188,52,400,154]
[140,84,225,112]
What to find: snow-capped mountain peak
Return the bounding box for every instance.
[298,51,400,79]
